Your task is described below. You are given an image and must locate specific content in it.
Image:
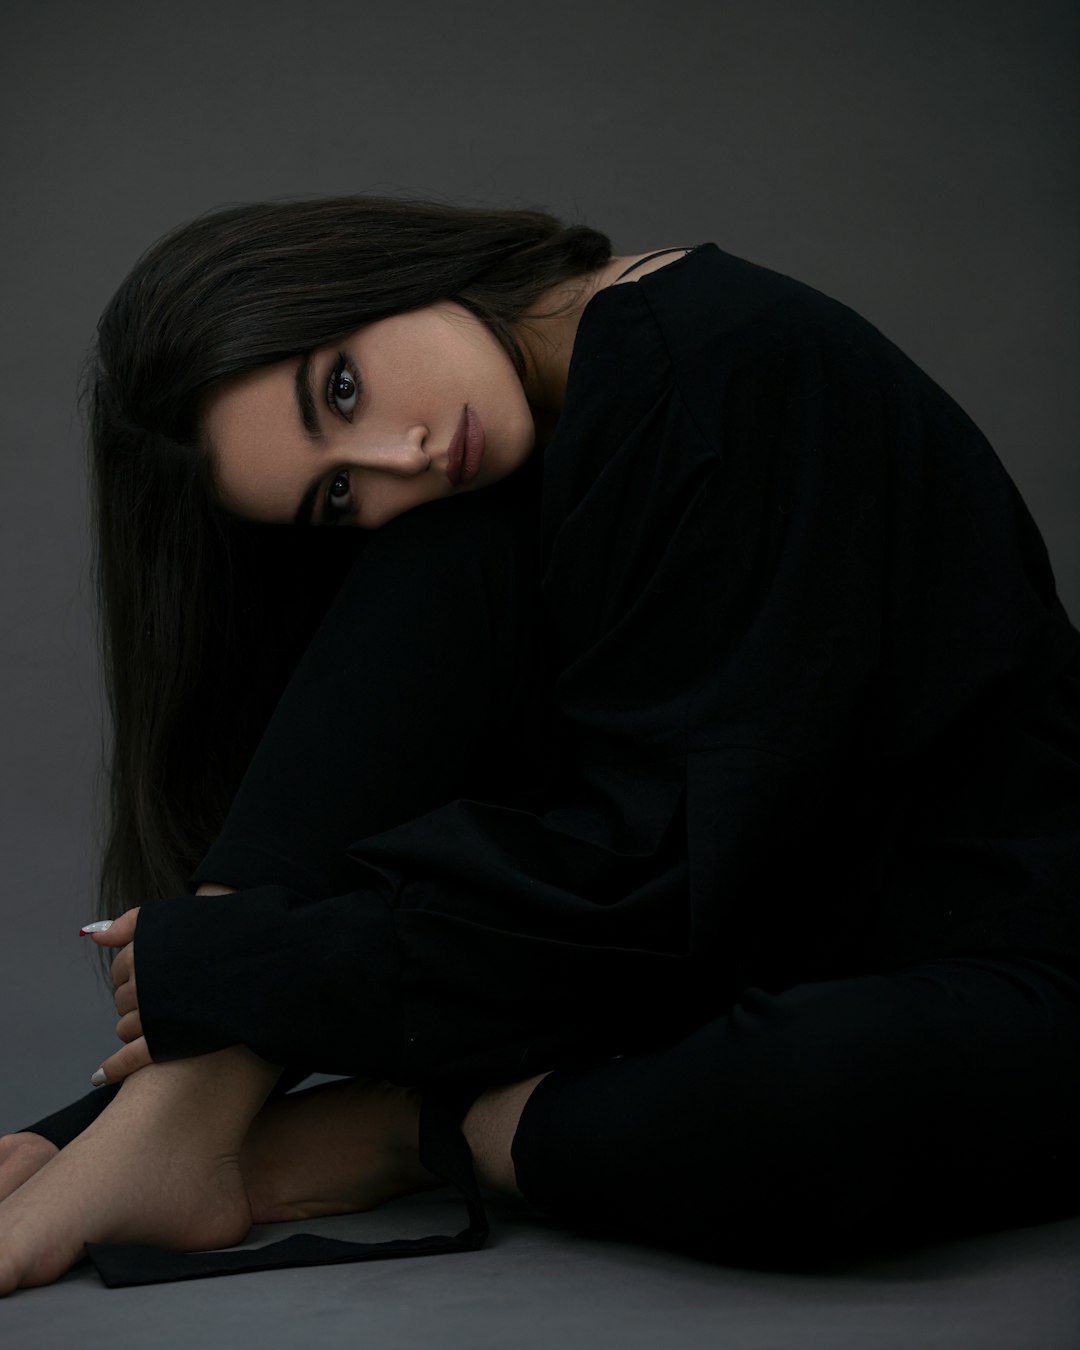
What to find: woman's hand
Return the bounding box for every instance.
[80,908,152,1084]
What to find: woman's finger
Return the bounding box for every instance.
[92,1035,152,1086]
[80,907,140,947]
[115,1010,143,1044]
[114,980,139,1018]
[110,943,134,988]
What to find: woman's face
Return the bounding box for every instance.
[203,302,538,531]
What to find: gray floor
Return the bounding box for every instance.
[3,1189,1078,1349]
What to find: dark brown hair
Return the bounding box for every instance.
[88,194,612,922]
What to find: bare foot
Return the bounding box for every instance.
[0,1135,58,1205]
[0,1049,275,1296]
[241,1078,443,1223]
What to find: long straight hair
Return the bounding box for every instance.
[88,194,612,921]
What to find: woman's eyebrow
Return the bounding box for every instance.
[294,353,326,442]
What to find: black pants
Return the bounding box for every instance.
[511,951,1080,1261]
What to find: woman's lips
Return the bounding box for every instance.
[446,405,485,487]
[462,407,485,483]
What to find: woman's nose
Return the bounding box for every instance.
[352,426,430,476]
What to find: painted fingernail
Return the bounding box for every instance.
[90,1068,107,1087]
[80,921,114,936]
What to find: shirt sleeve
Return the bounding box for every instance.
[189,456,552,902]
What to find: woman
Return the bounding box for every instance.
[2,197,1079,1293]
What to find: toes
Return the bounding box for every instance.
[0,1254,18,1298]
[0,1133,58,1163]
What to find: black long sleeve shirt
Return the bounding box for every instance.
[134,243,1080,1088]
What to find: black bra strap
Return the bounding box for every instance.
[613,247,693,282]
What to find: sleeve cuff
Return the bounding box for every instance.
[135,886,404,1080]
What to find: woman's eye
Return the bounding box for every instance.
[326,470,352,519]
[327,353,360,418]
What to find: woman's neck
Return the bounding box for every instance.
[514,250,687,444]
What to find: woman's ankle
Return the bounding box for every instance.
[115,1046,282,1143]
[462,1072,551,1201]
[239,1078,441,1222]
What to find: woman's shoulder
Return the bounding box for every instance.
[636,244,865,337]
[635,243,909,392]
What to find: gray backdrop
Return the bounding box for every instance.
[1,0,1077,1130]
